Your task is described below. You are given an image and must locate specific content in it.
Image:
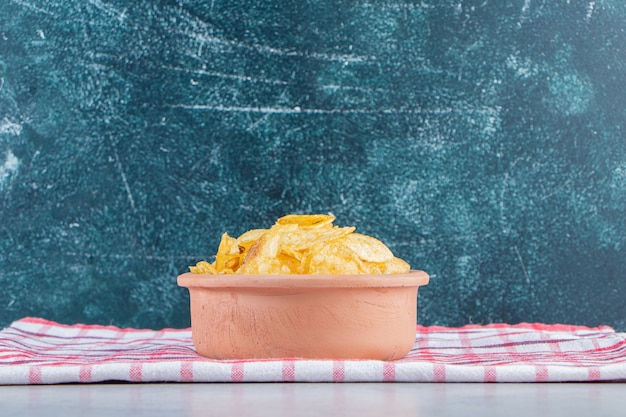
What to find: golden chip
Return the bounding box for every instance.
[214,232,242,273]
[342,233,395,263]
[189,214,411,275]
[236,228,267,256]
[189,261,216,274]
[275,214,335,228]
[279,225,356,251]
[236,233,270,274]
[299,240,365,274]
[382,257,411,274]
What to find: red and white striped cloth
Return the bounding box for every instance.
[1,317,625,384]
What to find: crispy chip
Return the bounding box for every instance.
[279,225,356,251]
[299,240,365,274]
[189,261,216,274]
[342,233,395,263]
[276,214,335,228]
[236,228,267,259]
[276,252,300,274]
[189,214,411,275]
[381,257,411,274]
[236,229,267,249]
[236,233,269,274]
[214,232,242,273]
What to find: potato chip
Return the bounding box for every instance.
[215,232,242,273]
[236,231,285,274]
[341,233,395,263]
[382,257,411,274]
[359,257,411,274]
[236,228,267,259]
[279,225,356,251]
[276,252,300,274]
[189,214,411,275]
[236,228,267,249]
[189,261,216,274]
[299,240,365,274]
[276,214,335,228]
[236,233,270,274]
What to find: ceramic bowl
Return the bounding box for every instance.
[177,270,429,360]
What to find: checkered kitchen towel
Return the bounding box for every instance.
[1,317,625,384]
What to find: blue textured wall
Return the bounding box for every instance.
[1,1,625,330]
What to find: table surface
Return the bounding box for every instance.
[1,383,624,416]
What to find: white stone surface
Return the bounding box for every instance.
[1,383,625,416]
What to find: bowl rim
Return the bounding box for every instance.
[177,269,429,289]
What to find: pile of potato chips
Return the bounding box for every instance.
[189,214,410,275]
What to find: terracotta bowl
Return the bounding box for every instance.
[177,270,429,360]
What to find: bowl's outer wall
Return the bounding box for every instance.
[188,285,420,360]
